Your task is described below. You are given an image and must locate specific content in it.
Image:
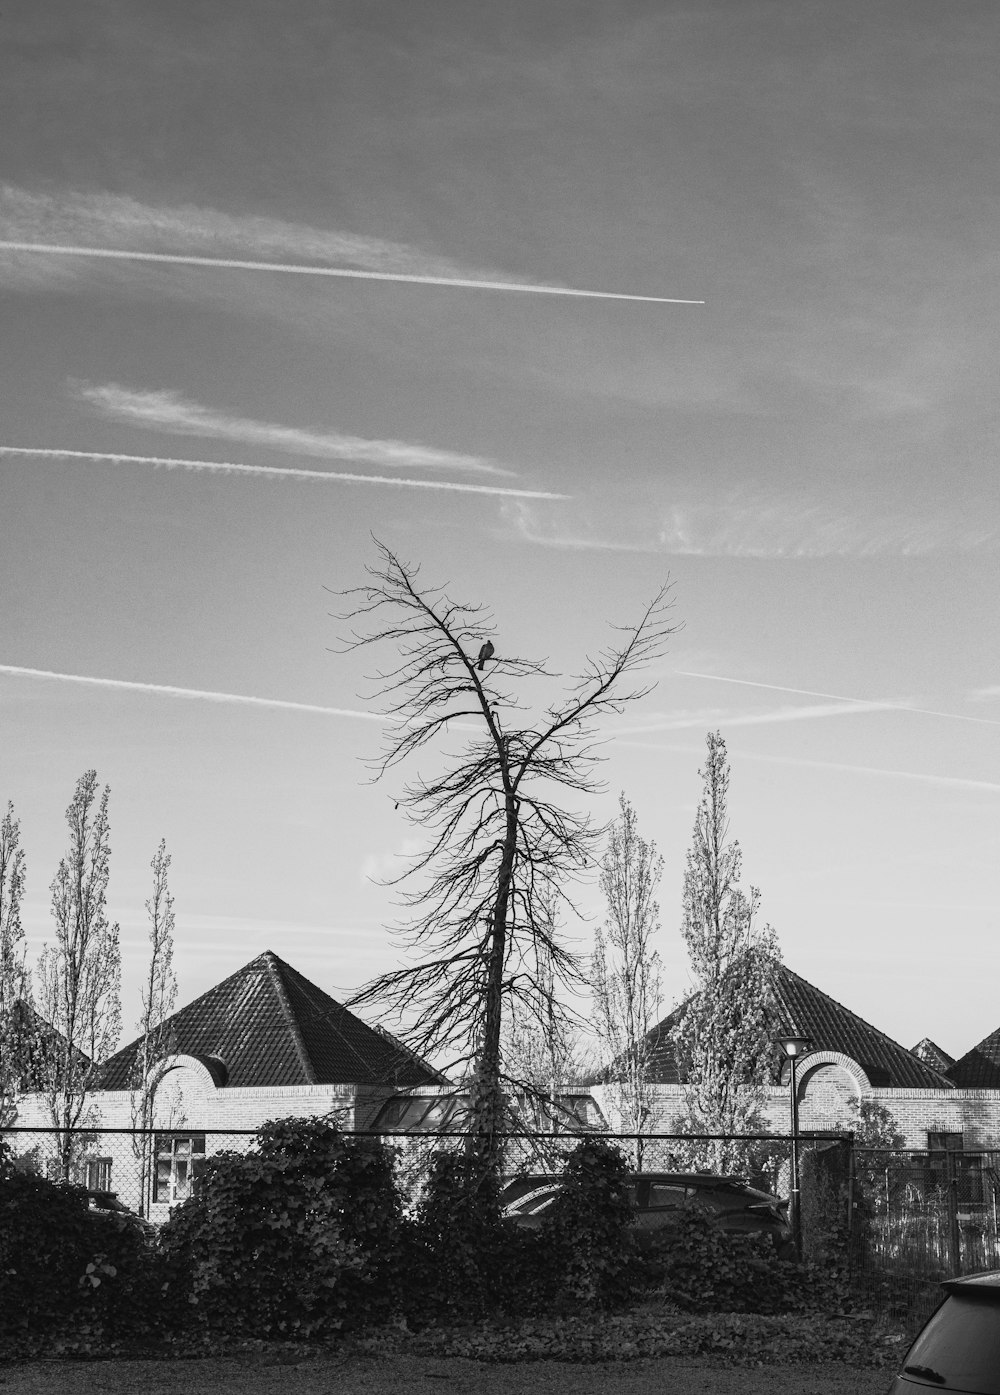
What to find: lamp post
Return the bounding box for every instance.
[777,1034,812,1262]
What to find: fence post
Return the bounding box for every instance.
[947,1150,962,1277]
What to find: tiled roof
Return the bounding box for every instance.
[637,961,954,1091]
[912,1038,956,1074]
[947,1029,1000,1088]
[7,999,90,1088]
[99,951,446,1090]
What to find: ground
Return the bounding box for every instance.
[0,1353,890,1395]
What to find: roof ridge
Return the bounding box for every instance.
[279,961,425,1085]
[263,951,317,1085]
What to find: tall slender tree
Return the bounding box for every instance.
[672,732,779,1172]
[130,838,179,1212]
[499,888,599,1165]
[36,771,122,1178]
[341,539,679,1178]
[0,801,29,1126]
[591,793,664,1167]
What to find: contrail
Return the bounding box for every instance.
[608,735,1000,793]
[0,240,705,304]
[607,699,897,736]
[0,664,388,720]
[0,447,569,500]
[677,670,1000,727]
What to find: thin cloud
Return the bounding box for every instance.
[969,685,1000,703]
[607,699,899,736]
[501,494,996,559]
[0,187,702,304]
[678,671,1000,727]
[75,381,512,477]
[0,664,388,720]
[0,448,569,501]
[610,734,1000,794]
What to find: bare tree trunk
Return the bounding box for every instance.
[341,540,680,1181]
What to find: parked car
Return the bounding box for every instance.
[886,1270,1000,1393]
[86,1189,156,1239]
[499,1171,792,1251]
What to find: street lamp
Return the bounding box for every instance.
[777,1034,812,1262]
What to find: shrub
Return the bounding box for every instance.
[0,1167,151,1345]
[538,1137,637,1308]
[401,1149,516,1322]
[635,1202,809,1314]
[158,1115,402,1339]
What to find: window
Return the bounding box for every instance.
[928,1131,965,1153]
[647,1184,687,1208]
[153,1134,206,1204]
[85,1157,112,1192]
[926,1132,984,1205]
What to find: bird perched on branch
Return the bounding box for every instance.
[477,640,495,671]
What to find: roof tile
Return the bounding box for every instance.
[99,951,446,1090]
[639,961,954,1091]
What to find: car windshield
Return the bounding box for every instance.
[903,1294,1000,1393]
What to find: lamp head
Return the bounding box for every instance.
[777,1034,812,1059]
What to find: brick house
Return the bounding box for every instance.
[11,950,445,1216]
[590,962,1000,1153]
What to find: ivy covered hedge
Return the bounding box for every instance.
[0,1151,170,1349]
[0,1120,869,1358]
[158,1116,402,1339]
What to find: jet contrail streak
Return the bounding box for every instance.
[0,664,389,720]
[676,670,1000,726]
[0,241,705,304]
[0,447,569,500]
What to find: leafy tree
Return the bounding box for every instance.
[0,801,29,1126]
[672,732,779,1172]
[130,839,179,1213]
[591,792,664,1167]
[36,771,122,1179]
[341,540,678,1177]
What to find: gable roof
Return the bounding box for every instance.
[912,1037,956,1074]
[638,961,954,1091]
[947,1029,1000,1088]
[4,998,92,1090]
[99,951,446,1090]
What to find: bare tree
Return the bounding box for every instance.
[672,732,779,1173]
[499,889,601,1166]
[591,792,664,1167]
[36,771,122,1179]
[130,838,179,1212]
[0,801,29,1126]
[340,539,678,1177]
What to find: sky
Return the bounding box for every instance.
[1,0,997,1069]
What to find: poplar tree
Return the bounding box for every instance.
[130,838,179,1211]
[36,771,122,1178]
[673,732,779,1172]
[0,801,29,1126]
[592,793,664,1167]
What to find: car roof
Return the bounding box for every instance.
[942,1270,1000,1297]
[500,1172,783,1203]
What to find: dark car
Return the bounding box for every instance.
[499,1171,791,1250]
[886,1270,1000,1393]
[86,1189,156,1239]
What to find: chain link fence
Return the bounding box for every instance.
[848,1146,1000,1321]
[2,1123,808,1219]
[8,1121,998,1328]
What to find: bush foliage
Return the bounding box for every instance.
[158,1115,401,1338]
[0,1158,153,1347]
[1,1118,870,1357]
